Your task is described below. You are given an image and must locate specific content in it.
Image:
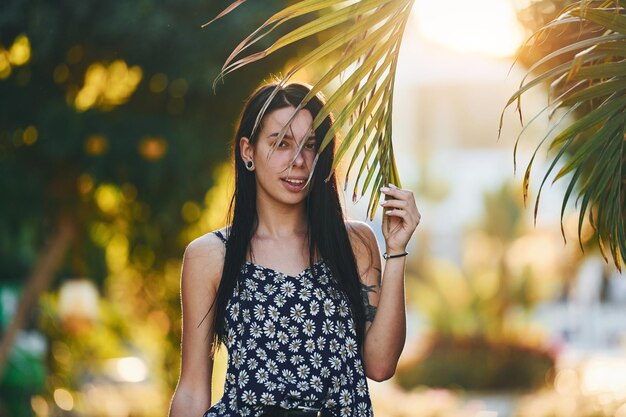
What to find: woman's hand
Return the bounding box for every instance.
[380,184,420,254]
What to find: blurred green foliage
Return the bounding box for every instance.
[0,0,294,282]
[0,0,313,415]
[513,0,625,268]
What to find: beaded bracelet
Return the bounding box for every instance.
[382,251,408,260]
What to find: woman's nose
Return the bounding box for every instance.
[291,148,305,167]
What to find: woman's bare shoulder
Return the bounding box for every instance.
[345,219,376,242]
[345,218,379,253]
[184,226,229,259]
[182,227,229,290]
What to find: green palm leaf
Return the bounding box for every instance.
[206,0,414,220]
[504,0,626,270]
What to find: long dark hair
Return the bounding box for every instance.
[210,82,367,356]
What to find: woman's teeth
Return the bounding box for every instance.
[285,179,305,185]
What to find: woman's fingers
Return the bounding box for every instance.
[381,184,421,228]
[380,199,408,209]
[384,209,408,218]
[381,184,409,198]
[382,188,416,210]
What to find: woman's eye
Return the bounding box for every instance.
[305,142,316,150]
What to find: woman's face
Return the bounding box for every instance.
[240,106,317,206]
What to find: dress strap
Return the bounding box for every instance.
[212,229,228,247]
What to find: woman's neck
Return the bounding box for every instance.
[253,194,308,239]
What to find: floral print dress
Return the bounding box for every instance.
[203,230,374,417]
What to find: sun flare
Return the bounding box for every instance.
[413,0,525,58]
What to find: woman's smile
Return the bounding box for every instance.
[281,176,308,192]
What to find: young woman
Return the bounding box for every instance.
[168,83,420,417]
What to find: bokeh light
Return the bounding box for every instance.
[74,60,142,111]
[30,395,49,417]
[104,357,149,383]
[138,136,168,160]
[0,33,31,79]
[53,388,74,411]
[84,134,108,155]
[95,184,123,215]
[149,73,168,93]
[23,125,38,145]
[9,34,31,66]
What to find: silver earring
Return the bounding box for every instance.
[245,160,255,170]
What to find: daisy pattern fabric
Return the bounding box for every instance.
[203,230,374,417]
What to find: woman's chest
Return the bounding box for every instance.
[223,261,357,348]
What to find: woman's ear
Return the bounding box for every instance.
[240,137,254,163]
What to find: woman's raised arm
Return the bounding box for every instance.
[355,185,420,381]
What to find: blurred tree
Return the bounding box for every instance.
[506,0,626,271]
[0,0,311,412]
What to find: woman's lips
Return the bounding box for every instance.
[281,178,307,192]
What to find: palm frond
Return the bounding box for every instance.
[207,0,414,220]
[505,0,626,270]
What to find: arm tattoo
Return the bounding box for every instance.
[360,267,381,323]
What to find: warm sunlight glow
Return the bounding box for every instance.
[116,357,148,383]
[580,357,626,396]
[414,0,524,58]
[58,279,99,321]
[103,356,149,383]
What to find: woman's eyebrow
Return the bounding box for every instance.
[268,132,292,138]
[268,132,316,140]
